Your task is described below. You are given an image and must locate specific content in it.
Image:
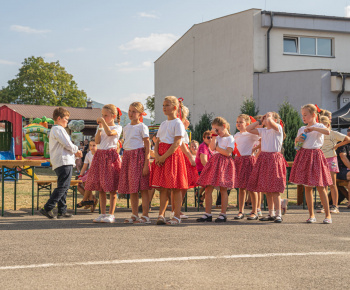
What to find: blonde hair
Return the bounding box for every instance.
[212,117,230,133]
[301,104,318,117]
[319,109,331,119]
[255,115,263,120]
[130,102,144,114]
[320,116,330,127]
[164,96,179,111]
[190,140,199,147]
[103,104,121,123]
[181,105,189,122]
[237,114,251,124]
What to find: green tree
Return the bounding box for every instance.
[145,95,155,124]
[278,101,304,161]
[189,112,214,142]
[240,97,259,117]
[0,56,87,107]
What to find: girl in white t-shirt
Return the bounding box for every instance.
[149,96,188,226]
[233,114,260,220]
[246,112,288,223]
[119,102,151,224]
[290,104,332,224]
[85,104,122,223]
[197,117,236,223]
[76,139,98,212]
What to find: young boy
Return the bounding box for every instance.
[39,107,82,219]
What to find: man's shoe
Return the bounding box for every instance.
[39,208,56,219]
[57,213,73,219]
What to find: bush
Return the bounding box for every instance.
[278,101,304,161]
[189,112,214,142]
[240,98,259,117]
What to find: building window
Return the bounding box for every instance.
[283,36,333,57]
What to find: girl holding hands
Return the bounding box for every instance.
[119,102,151,224]
[246,112,287,223]
[196,117,235,223]
[85,104,122,223]
[289,104,332,224]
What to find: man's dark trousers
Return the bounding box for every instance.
[44,165,73,214]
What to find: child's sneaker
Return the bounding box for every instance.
[330,205,339,214]
[306,217,317,223]
[257,209,262,217]
[93,214,106,223]
[281,199,288,215]
[323,218,332,224]
[101,214,115,223]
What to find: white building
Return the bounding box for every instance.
[154,9,350,125]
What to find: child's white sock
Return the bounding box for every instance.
[276,210,281,217]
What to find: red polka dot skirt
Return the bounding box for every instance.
[149,143,188,189]
[118,148,151,194]
[85,149,121,193]
[234,155,256,189]
[247,152,287,193]
[183,144,199,188]
[289,148,332,187]
[197,153,235,189]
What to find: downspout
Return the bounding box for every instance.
[267,12,274,73]
[337,73,346,110]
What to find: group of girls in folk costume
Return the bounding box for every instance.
[82,99,335,225]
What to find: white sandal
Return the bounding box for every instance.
[134,216,151,224]
[156,215,166,225]
[124,214,139,224]
[166,216,181,225]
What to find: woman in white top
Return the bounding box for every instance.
[197,117,236,223]
[289,104,332,224]
[85,104,122,223]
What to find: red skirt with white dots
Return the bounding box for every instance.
[85,149,121,192]
[289,148,332,187]
[247,152,287,193]
[183,144,199,188]
[149,143,188,189]
[118,148,151,194]
[197,153,235,188]
[234,155,256,189]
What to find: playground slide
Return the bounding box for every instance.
[0,138,16,180]
[25,134,38,155]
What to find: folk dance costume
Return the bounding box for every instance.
[289,123,332,187]
[182,132,199,188]
[247,124,288,193]
[85,125,122,192]
[197,135,236,189]
[149,118,188,189]
[233,132,260,188]
[118,123,151,194]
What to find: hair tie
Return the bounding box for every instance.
[279,120,284,128]
[140,112,147,122]
[118,140,122,149]
[117,107,122,117]
[315,104,321,113]
[249,116,256,123]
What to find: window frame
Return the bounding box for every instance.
[283,35,333,57]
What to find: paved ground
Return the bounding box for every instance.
[0,206,349,289]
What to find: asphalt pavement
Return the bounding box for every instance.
[0,206,349,289]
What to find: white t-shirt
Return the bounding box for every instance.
[234,132,260,156]
[157,118,186,144]
[123,123,149,150]
[98,125,122,150]
[297,123,327,149]
[321,130,346,158]
[182,132,190,144]
[84,151,94,168]
[214,135,235,154]
[257,124,284,153]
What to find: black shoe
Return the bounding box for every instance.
[39,208,56,219]
[215,214,227,223]
[196,214,212,222]
[57,213,73,219]
[274,216,283,223]
[234,212,244,220]
[259,215,275,221]
[247,213,258,220]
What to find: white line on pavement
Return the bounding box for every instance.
[1,251,349,270]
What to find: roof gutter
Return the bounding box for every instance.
[331,72,350,109]
[267,12,274,73]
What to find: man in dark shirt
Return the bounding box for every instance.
[336,128,350,208]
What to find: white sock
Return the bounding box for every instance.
[202,213,212,218]
[276,210,281,217]
[218,213,226,219]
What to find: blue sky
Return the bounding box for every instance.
[1,0,350,113]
